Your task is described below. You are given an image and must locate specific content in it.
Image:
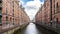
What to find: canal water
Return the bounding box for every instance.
[13,23,58,34]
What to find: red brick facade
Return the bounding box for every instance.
[35,0,60,28]
[0,0,30,32]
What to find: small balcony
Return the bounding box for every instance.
[0,0,2,3]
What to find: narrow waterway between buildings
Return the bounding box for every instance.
[13,23,58,34]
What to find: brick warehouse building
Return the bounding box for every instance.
[0,0,30,33]
[35,0,60,32]
[52,0,60,23]
[35,4,46,24]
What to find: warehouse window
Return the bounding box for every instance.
[6,16,8,24]
[58,5,60,13]
[12,9,14,17]
[0,14,2,25]
[0,0,2,3]
[0,4,1,10]
[0,0,2,9]
[54,0,55,14]
[0,16,2,24]
[13,18,14,25]
[6,16,8,21]
[56,18,58,23]
[0,7,2,10]
[56,3,58,9]
[54,5,55,14]
[0,2,2,14]
[56,3,59,13]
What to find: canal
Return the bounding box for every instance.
[13,23,58,34]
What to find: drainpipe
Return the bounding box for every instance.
[12,1,14,25]
[50,0,52,26]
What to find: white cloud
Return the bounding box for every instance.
[20,0,44,20]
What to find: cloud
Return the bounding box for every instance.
[20,0,44,20]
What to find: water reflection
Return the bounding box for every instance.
[24,23,41,34]
[14,23,58,34]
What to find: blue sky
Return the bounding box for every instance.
[20,0,44,4]
[20,0,44,20]
[21,0,34,3]
[40,0,44,2]
[21,0,44,2]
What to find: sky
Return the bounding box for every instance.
[19,0,44,20]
